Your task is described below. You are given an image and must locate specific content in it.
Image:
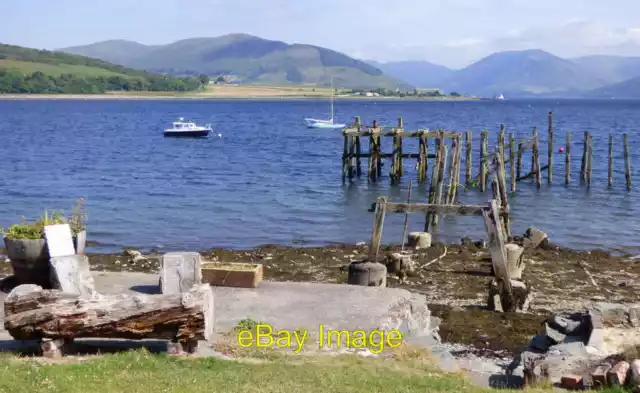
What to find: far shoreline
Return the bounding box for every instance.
[0,93,481,101]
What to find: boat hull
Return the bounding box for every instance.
[164,130,210,137]
[307,122,346,129]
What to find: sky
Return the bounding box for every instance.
[2,0,640,68]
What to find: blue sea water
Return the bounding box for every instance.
[0,98,639,253]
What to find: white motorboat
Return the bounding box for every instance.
[164,118,212,137]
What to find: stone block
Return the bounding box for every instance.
[586,310,605,350]
[630,360,640,391]
[160,252,203,294]
[591,363,612,388]
[523,227,548,249]
[49,255,96,298]
[561,374,583,390]
[488,279,531,312]
[549,315,583,335]
[407,232,431,249]
[607,361,630,386]
[548,342,587,357]
[505,243,525,279]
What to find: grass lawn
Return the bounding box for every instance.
[0,348,632,393]
[0,59,128,78]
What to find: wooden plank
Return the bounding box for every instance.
[624,133,632,191]
[445,137,458,204]
[368,196,387,262]
[401,181,413,252]
[482,200,514,312]
[375,202,507,216]
[432,135,448,231]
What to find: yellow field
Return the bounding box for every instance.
[194,84,338,97]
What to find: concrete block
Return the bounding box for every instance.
[523,227,548,249]
[591,363,612,388]
[586,310,605,350]
[44,224,76,257]
[160,252,203,294]
[505,243,525,279]
[49,255,96,298]
[407,232,431,249]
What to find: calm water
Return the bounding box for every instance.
[0,98,639,253]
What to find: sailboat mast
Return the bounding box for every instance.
[330,77,334,123]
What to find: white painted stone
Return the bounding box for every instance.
[44,224,76,257]
[50,255,96,298]
[160,252,203,294]
[408,232,432,249]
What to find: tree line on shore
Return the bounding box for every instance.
[0,69,209,94]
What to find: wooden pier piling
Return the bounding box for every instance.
[340,115,632,193]
[608,134,613,188]
[548,112,553,184]
[624,133,632,191]
[565,132,571,185]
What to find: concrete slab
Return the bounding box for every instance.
[0,271,438,342]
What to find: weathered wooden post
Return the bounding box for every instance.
[548,112,553,184]
[565,132,571,185]
[517,140,523,181]
[509,133,516,192]
[480,130,488,192]
[533,130,541,188]
[355,135,362,177]
[432,135,448,231]
[499,124,505,164]
[608,134,613,188]
[418,133,427,183]
[348,134,355,181]
[586,132,593,188]
[445,136,458,204]
[580,131,588,183]
[465,131,472,186]
[624,133,632,191]
[368,196,387,262]
[425,136,443,232]
[531,127,537,178]
[342,129,349,183]
[398,117,404,177]
[391,125,400,183]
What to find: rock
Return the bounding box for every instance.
[607,361,630,386]
[529,334,553,352]
[630,360,640,391]
[561,374,583,389]
[347,261,387,287]
[124,249,142,258]
[591,363,612,388]
[407,232,431,249]
[523,228,548,249]
[547,314,584,336]
[385,252,415,275]
[586,310,605,351]
[548,342,588,357]
[505,243,525,279]
[545,322,567,344]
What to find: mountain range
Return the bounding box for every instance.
[59,34,640,97]
[61,34,409,90]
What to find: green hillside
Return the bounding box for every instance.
[60,34,411,90]
[0,43,206,94]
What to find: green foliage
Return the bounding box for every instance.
[1,198,88,239]
[1,210,65,240]
[0,44,204,94]
[450,91,461,97]
[233,318,266,333]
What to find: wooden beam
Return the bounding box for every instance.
[481,199,514,312]
[343,129,460,138]
[369,202,508,216]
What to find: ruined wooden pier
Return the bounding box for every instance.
[341,113,633,191]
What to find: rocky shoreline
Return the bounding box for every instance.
[2,237,637,359]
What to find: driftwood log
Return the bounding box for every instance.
[4,283,214,356]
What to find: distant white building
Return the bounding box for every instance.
[365,92,374,97]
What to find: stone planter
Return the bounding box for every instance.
[201,262,263,288]
[3,237,51,286]
[4,230,86,286]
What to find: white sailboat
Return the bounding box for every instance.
[304,78,346,129]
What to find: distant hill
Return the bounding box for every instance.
[587,75,640,98]
[570,55,640,85]
[60,34,410,90]
[441,49,608,97]
[366,60,453,89]
[0,43,205,94]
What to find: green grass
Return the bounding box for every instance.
[0,349,632,392]
[0,60,128,78]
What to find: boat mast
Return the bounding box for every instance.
[330,76,334,124]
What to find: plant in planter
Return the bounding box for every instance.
[1,210,66,286]
[68,197,88,253]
